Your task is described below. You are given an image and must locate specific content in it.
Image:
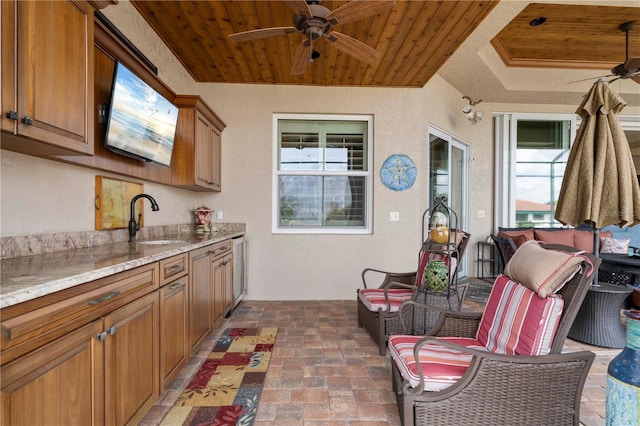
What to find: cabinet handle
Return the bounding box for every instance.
[166,264,184,273]
[96,332,107,341]
[106,326,117,335]
[209,247,230,256]
[21,116,32,125]
[88,291,121,305]
[5,111,17,120]
[169,281,185,290]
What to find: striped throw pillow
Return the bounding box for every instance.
[476,275,564,356]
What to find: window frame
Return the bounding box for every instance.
[494,113,578,229]
[272,113,373,234]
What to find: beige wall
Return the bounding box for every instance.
[4,1,636,300]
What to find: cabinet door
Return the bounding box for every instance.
[103,292,159,426]
[0,0,16,135]
[0,320,105,426]
[189,248,213,352]
[160,278,188,391]
[210,127,222,191]
[212,253,233,325]
[212,254,225,326]
[195,110,214,190]
[223,253,234,315]
[2,0,93,155]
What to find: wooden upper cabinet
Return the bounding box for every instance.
[172,96,226,192]
[1,0,94,156]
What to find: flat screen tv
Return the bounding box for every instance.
[104,61,179,167]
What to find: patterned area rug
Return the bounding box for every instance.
[161,327,277,426]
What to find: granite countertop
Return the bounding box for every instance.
[0,231,244,309]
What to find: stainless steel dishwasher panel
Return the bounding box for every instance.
[232,236,246,307]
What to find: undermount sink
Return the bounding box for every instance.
[138,239,188,245]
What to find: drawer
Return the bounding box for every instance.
[208,240,232,259]
[0,262,159,364]
[159,253,188,286]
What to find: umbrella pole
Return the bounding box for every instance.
[593,225,600,286]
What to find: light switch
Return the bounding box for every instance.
[390,211,400,221]
[217,210,224,220]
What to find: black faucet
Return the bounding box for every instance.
[128,194,160,242]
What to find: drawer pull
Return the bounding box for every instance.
[107,326,117,335]
[209,247,230,256]
[96,331,107,341]
[88,291,121,305]
[166,264,184,273]
[169,282,185,290]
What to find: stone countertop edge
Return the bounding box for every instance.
[0,231,245,309]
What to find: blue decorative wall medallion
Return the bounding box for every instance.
[380,154,417,191]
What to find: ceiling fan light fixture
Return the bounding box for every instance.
[529,17,547,27]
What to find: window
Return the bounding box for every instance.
[495,113,640,230]
[494,114,576,228]
[273,114,372,234]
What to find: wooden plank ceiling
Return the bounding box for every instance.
[130,1,640,87]
[130,0,499,87]
[492,3,640,70]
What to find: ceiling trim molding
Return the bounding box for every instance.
[490,37,615,70]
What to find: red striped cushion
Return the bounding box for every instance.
[358,288,414,312]
[389,335,486,391]
[476,274,564,356]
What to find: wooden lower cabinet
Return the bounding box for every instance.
[159,276,189,391]
[212,252,233,326]
[1,238,238,425]
[104,291,159,426]
[0,274,159,426]
[189,246,213,353]
[1,320,105,426]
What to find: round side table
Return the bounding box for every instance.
[567,283,633,348]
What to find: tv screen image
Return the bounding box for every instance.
[105,61,179,167]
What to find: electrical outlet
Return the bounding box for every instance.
[390,211,400,222]
[217,210,224,220]
[477,210,485,218]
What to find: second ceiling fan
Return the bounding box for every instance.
[227,0,395,75]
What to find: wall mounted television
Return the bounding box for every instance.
[104,61,179,167]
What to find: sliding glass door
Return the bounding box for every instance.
[428,126,469,275]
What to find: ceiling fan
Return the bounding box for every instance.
[227,0,395,75]
[610,21,640,84]
[568,20,640,85]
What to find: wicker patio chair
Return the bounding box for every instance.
[357,230,470,355]
[389,244,600,426]
[490,233,518,275]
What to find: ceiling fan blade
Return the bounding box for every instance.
[228,27,296,42]
[624,57,640,71]
[326,0,395,26]
[284,0,312,19]
[567,75,611,84]
[327,31,379,64]
[291,39,311,75]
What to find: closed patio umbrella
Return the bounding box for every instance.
[555,81,640,246]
